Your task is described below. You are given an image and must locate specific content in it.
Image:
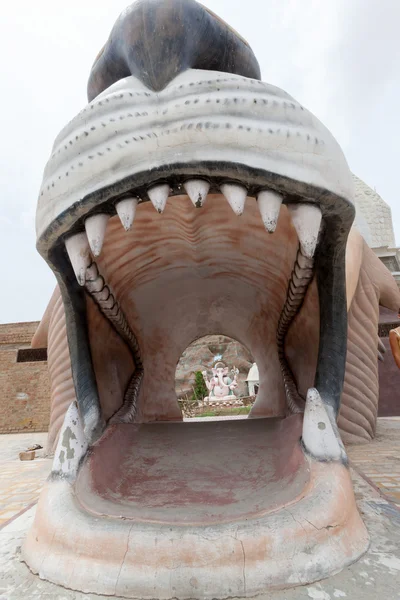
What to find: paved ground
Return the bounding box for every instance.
[0,420,399,598]
[347,418,400,506]
[0,433,49,528]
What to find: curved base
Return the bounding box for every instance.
[203,395,243,406]
[23,459,368,598]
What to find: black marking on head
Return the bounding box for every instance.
[87,0,261,100]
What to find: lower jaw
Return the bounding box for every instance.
[22,410,369,597]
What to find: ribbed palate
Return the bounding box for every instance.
[94,194,300,420]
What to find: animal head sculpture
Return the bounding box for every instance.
[23,0,399,597]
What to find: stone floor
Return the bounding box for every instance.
[0,421,400,599]
[347,418,400,506]
[0,433,49,528]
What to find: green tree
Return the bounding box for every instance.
[192,370,208,402]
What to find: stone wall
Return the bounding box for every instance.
[0,322,50,434]
[175,335,254,399]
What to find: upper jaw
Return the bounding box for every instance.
[36,68,354,258]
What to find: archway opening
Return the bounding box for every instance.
[175,334,258,419]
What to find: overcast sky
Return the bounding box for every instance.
[1,0,399,324]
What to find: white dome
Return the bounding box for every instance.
[246,362,259,382]
[353,174,396,249]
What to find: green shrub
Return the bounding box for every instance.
[192,370,208,402]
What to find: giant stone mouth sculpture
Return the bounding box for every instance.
[23,0,400,597]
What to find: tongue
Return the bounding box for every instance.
[75,415,308,525]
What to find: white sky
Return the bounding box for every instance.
[1,0,399,324]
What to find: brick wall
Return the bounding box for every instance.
[0,322,50,434]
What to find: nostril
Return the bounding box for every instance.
[87,0,261,101]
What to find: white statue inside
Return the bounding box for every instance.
[201,361,241,405]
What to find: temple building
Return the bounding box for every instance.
[353,175,400,289]
[246,363,259,396]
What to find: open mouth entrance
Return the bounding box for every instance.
[74,215,315,523]
[55,185,328,528]
[57,189,322,429]
[53,185,322,527]
[46,158,343,514]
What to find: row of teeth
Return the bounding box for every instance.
[64,179,322,286]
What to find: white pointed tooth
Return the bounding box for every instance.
[84,213,109,256]
[257,190,283,233]
[302,388,343,461]
[148,184,170,213]
[288,203,322,258]
[183,179,210,207]
[220,183,247,216]
[116,197,138,231]
[52,401,87,478]
[65,233,91,286]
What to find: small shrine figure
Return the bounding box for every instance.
[201,362,242,405]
